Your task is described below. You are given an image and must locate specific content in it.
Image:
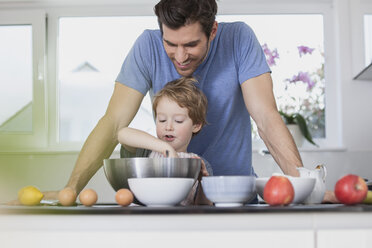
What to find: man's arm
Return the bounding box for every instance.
[65,82,145,194]
[6,83,145,204]
[241,72,302,176]
[241,73,338,203]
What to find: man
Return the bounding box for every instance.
[42,0,335,203]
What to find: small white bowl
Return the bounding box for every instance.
[201,176,256,207]
[256,176,316,204]
[128,178,194,207]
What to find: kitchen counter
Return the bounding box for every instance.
[2,203,372,214]
[2,204,372,248]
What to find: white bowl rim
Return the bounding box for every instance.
[128,177,195,181]
[256,176,315,180]
[202,175,256,179]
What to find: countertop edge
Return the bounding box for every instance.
[1,204,372,215]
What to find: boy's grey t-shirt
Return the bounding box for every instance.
[116,22,270,176]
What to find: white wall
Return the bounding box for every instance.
[0,152,119,203]
[2,150,372,204]
[1,0,372,204]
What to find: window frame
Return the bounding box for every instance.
[351,0,372,76]
[0,10,47,151]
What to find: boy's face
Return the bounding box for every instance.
[155,97,201,152]
[162,21,217,77]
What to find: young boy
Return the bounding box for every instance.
[118,77,213,205]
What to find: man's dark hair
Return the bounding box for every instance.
[154,0,218,38]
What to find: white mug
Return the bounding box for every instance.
[297,164,327,204]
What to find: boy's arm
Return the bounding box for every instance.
[118,127,178,157]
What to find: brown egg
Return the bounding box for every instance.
[58,187,77,206]
[79,189,98,207]
[115,189,134,207]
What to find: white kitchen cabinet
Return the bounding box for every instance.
[0,212,320,248]
[1,230,314,248]
[1,208,372,248]
[317,229,372,248]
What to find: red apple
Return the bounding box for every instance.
[263,176,294,206]
[334,174,367,205]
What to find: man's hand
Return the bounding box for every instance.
[42,191,60,201]
[6,198,21,206]
[322,190,339,203]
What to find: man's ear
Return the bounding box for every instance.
[209,21,218,41]
[192,123,202,133]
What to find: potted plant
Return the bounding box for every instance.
[279,111,318,147]
[261,43,324,147]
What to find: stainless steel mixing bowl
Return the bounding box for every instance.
[103,157,201,191]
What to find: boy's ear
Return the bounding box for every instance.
[192,123,202,133]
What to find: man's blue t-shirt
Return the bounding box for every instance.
[116,22,270,176]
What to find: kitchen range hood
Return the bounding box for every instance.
[354,62,372,80]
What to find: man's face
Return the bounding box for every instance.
[162,21,217,77]
[155,96,201,152]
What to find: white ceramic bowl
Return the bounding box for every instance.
[128,178,194,207]
[201,176,256,207]
[256,176,316,204]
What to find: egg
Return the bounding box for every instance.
[58,187,77,206]
[115,188,134,207]
[79,189,98,206]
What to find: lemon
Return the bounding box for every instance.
[18,186,44,206]
[363,191,372,204]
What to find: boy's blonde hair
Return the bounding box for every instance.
[153,77,208,134]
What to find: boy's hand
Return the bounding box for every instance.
[163,149,178,158]
[200,159,209,177]
[191,155,209,179]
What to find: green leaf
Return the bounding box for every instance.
[293,114,318,146]
[279,111,295,124]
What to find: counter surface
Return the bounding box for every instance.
[2,203,372,214]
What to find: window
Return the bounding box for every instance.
[56,12,334,148]
[217,15,325,142]
[58,16,158,142]
[0,25,33,132]
[364,14,372,66]
[0,10,46,150]
[0,1,340,151]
